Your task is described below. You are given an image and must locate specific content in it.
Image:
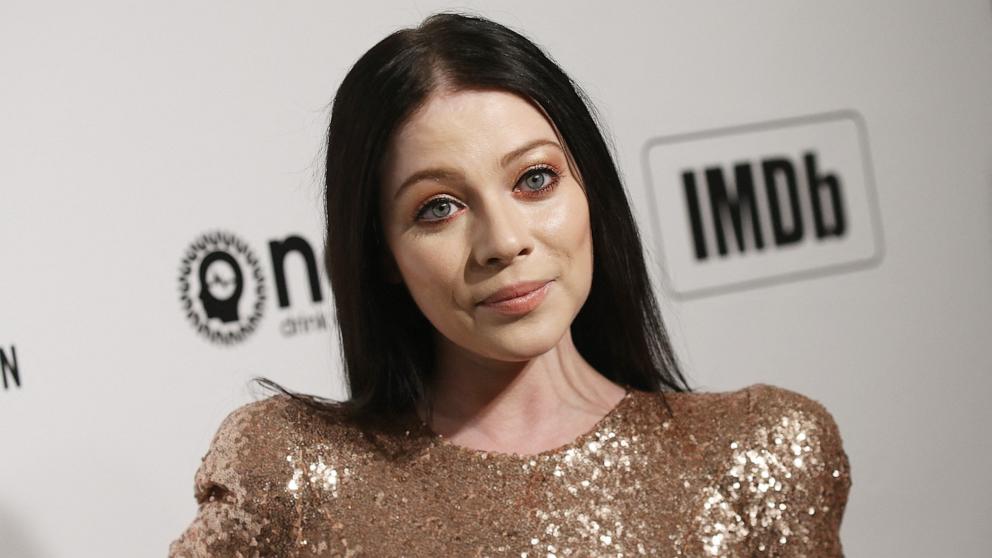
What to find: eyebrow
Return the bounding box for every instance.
[393,138,562,200]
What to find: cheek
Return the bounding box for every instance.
[391,235,464,305]
[541,185,593,266]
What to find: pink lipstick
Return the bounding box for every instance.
[479,280,553,316]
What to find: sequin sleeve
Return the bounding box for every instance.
[168,396,299,557]
[743,383,853,557]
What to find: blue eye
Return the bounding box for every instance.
[519,167,559,193]
[413,165,562,224]
[416,197,462,222]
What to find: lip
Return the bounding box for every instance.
[480,279,553,304]
[478,279,553,316]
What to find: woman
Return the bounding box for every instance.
[170,12,851,557]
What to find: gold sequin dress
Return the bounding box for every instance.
[168,383,851,557]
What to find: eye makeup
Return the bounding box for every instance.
[411,163,564,225]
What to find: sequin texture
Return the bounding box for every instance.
[169,383,851,557]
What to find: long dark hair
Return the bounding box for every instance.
[254,11,692,426]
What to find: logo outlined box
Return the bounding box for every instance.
[641,111,884,299]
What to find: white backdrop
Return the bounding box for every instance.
[2,1,990,556]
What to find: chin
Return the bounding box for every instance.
[491,340,559,362]
[473,316,573,361]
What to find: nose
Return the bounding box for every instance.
[470,192,534,267]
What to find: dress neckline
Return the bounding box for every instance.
[418,388,637,461]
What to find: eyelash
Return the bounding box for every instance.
[413,164,563,224]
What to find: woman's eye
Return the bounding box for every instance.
[416,197,461,222]
[519,168,557,192]
[414,167,559,224]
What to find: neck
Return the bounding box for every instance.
[420,329,627,455]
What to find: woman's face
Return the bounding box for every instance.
[378,88,593,362]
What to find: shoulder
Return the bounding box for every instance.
[741,382,839,422]
[192,395,311,501]
[211,392,338,433]
[210,393,298,439]
[674,382,850,479]
[655,383,852,555]
[202,394,358,475]
[736,383,848,463]
[665,382,845,439]
[169,395,358,556]
[203,394,309,464]
[215,391,334,430]
[201,394,414,488]
[702,383,852,555]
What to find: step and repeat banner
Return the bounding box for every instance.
[2,1,990,556]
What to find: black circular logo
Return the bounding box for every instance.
[178,231,266,345]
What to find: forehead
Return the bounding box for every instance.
[382,89,559,175]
